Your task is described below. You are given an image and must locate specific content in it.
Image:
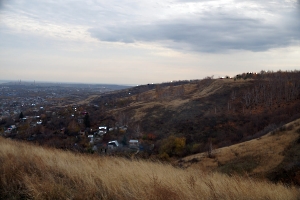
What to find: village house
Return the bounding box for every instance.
[129,140,139,149]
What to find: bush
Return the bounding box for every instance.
[287,124,294,131]
[217,156,259,175]
[279,126,287,132]
[158,152,170,161]
[159,136,186,157]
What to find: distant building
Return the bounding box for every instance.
[129,140,139,149]
[88,135,94,143]
[98,126,107,135]
[107,140,119,149]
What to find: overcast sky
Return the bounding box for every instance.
[1,0,300,85]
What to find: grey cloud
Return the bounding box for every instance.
[4,0,300,53]
[0,0,9,10]
[90,11,300,52]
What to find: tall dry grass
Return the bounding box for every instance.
[0,137,299,200]
[181,118,300,176]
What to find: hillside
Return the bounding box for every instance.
[178,118,300,185]
[1,71,299,166]
[0,137,299,200]
[91,71,300,159]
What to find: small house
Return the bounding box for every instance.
[129,140,139,149]
[108,140,119,149]
[98,126,107,135]
[79,129,86,136]
[88,135,94,143]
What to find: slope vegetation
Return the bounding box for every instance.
[178,118,300,184]
[1,137,299,199]
[99,71,300,159]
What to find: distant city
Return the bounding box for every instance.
[0,81,129,121]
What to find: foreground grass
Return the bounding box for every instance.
[0,137,299,200]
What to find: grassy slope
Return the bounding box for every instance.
[112,79,245,120]
[178,119,300,178]
[1,137,300,199]
[109,78,299,157]
[106,79,249,139]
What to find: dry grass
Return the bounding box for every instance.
[191,79,249,99]
[180,119,300,176]
[1,138,299,199]
[114,79,250,121]
[76,95,100,105]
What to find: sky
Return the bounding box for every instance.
[0,0,300,85]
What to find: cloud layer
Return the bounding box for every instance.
[1,0,300,53]
[89,0,300,52]
[1,0,300,84]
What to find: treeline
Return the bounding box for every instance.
[231,70,300,111]
[206,70,300,150]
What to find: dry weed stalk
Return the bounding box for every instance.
[0,137,299,199]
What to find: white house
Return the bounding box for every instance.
[129,140,139,149]
[98,126,107,135]
[107,140,119,149]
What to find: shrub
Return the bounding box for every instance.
[159,136,186,157]
[279,126,287,132]
[158,152,170,161]
[286,124,294,131]
[217,156,259,176]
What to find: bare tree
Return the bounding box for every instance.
[133,123,142,138]
[231,90,236,101]
[117,112,128,126]
[242,90,252,108]
[155,85,162,100]
[169,83,174,96]
[207,138,214,158]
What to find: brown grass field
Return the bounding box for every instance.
[179,119,300,176]
[110,79,251,121]
[1,136,300,199]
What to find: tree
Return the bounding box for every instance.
[121,135,128,146]
[19,112,24,119]
[159,136,186,157]
[207,138,214,158]
[169,83,174,96]
[155,85,162,100]
[133,123,141,138]
[84,113,91,128]
[117,112,128,126]
[67,120,80,135]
